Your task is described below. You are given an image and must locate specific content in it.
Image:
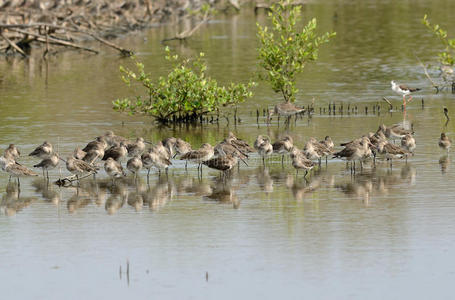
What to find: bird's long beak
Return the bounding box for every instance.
[240,157,248,166]
[231,143,249,159]
[145,140,153,145]
[59,157,67,163]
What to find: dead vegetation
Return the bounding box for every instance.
[0,1,298,58]
[0,0,240,57]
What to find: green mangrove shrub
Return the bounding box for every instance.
[257,0,335,103]
[423,14,455,67]
[113,47,256,124]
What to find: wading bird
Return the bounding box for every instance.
[391,80,421,108]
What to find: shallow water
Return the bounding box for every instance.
[1,0,455,299]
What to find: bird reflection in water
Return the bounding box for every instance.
[105,180,130,214]
[31,179,61,205]
[335,164,416,204]
[142,177,174,212]
[0,182,37,216]
[255,167,274,194]
[288,171,323,202]
[203,176,240,209]
[439,155,450,174]
[127,192,144,211]
[105,194,124,215]
[67,187,91,214]
[400,164,416,184]
[173,176,212,196]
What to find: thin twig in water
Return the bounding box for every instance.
[415,53,439,92]
[382,97,393,111]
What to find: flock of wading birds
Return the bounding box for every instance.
[0,125,452,187]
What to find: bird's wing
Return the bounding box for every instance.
[399,84,409,91]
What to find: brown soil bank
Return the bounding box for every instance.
[0,0,243,57]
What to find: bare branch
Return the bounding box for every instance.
[0,31,27,57]
[415,53,440,92]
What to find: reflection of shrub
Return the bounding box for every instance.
[113,47,256,124]
[257,0,335,103]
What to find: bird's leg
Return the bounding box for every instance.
[46,169,49,181]
[281,155,284,167]
[17,177,20,188]
[403,95,406,108]
[90,154,99,165]
[304,170,308,178]
[407,95,413,103]
[185,161,188,171]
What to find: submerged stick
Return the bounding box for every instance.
[87,33,133,56]
[382,97,393,111]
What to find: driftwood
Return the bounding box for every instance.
[162,9,211,42]
[0,30,27,56]
[7,27,99,53]
[55,173,96,187]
